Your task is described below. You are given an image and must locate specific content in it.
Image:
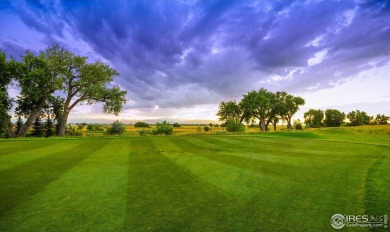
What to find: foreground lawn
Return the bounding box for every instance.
[0,133,389,231]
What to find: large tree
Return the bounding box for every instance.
[374,114,389,125]
[240,88,274,131]
[44,45,127,136]
[15,51,60,137]
[283,95,305,130]
[324,109,345,127]
[0,51,18,137]
[346,110,371,126]
[217,100,243,123]
[304,109,324,128]
[266,91,288,131]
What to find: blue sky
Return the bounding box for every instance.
[1,0,389,123]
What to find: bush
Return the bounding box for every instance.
[154,121,173,135]
[225,119,245,132]
[294,119,303,130]
[138,129,152,136]
[172,123,181,128]
[87,124,94,131]
[107,120,125,135]
[134,121,150,128]
[204,126,210,132]
[196,125,202,132]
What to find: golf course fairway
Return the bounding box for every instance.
[0,131,389,231]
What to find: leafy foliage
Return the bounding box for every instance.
[44,44,127,136]
[203,126,210,132]
[45,118,54,137]
[304,109,324,128]
[324,109,345,127]
[294,119,303,130]
[172,123,181,128]
[0,51,17,137]
[107,120,125,135]
[346,110,371,126]
[374,114,389,125]
[134,122,150,128]
[154,121,173,135]
[31,117,44,137]
[217,101,243,123]
[225,119,245,132]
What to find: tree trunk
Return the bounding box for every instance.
[58,108,70,137]
[273,122,277,131]
[287,117,292,131]
[258,119,266,132]
[6,120,14,138]
[17,98,46,137]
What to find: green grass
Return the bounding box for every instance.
[0,127,389,231]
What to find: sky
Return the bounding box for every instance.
[0,0,389,124]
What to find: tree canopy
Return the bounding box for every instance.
[324,109,345,127]
[0,45,127,137]
[44,45,127,136]
[217,88,305,132]
[304,109,324,128]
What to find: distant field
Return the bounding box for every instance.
[0,126,389,231]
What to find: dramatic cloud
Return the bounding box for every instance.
[1,0,389,120]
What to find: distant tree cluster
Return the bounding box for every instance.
[304,109,389,128]
[134,122,150,128]
[0,45,127,138]
[217,88,305,132]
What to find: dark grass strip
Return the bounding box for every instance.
[364,147,390,216]
[0,139,109,219]
[126,137,249,231]
[168,136,327,183]
[0,140,67,156]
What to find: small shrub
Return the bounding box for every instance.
[196,125,202,132]
[204,126,210,132]
[107,120,125,135]
[294,119,303,130]
[225,119,245,132]
[87,124,94,131]
[139,129,152,136]
[154,121,173,135]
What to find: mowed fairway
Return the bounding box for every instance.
[0,133,389,231]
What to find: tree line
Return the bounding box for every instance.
[218,88,389,132]
[304,109,389,128]
[217,88,305,131]
[0,45,127,138]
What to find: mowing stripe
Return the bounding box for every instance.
[364,146,390,215]
[126,137,242,231]
[0,139,109,221]
[1,138,130,232]
[161,136,283,197]
[0,140,80,171]
[168,136,315,182]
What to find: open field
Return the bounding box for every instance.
[0,126,389,231]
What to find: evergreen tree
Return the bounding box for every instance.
[31,117,43,137]
[14,117,23,136]
[45,117,54,137]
